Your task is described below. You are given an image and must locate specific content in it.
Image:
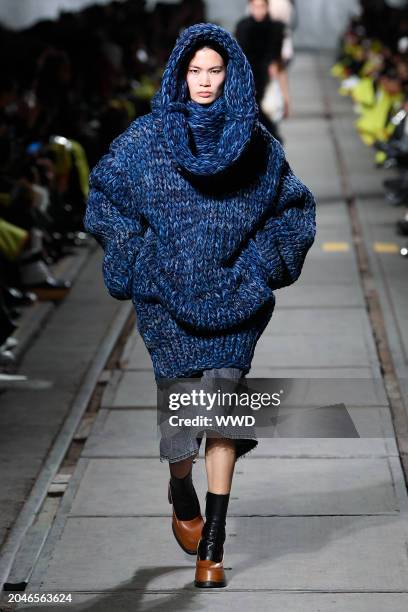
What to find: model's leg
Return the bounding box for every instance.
[195,368,241,587]
[168,451,204,555]
[169,455,195,479]
[195,437,236,588]
[204,437,236,493]
[168,452,200,520]
[159,374,204,554]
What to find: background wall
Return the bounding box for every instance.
[0,0,361,49]
[293,0,360,49]
[202,0,361,48]
[0,0,113,30]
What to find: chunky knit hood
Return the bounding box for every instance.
[151,22,258,176]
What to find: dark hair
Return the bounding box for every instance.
[180,40,229,79]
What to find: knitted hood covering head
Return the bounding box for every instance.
[151,22,258,176]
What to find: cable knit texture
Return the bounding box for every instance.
[83,23,317,382]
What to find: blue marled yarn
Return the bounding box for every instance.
[186,97,226,158]
[83,22,317,382]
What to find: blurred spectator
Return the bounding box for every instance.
[0,0,205,365]
[235,0,288,142]
[269,0,297,67]
[331,0,408,256]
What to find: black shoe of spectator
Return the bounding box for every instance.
[4,287,38,308]
[0,307,18,346]
[386,190,408,206]
[0,337,18,352]
[19,255,72,301]
[384,178,406,191]
[396,215,408,236]
[7,307,22,321]
[0,349,16,367]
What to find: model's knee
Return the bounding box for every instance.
[205,437,236,456]
[169,454,197,477]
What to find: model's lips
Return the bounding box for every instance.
[198,92,212,97]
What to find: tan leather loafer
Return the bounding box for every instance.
[168,482,204,555]
[193,491,230,588]
[195,550,226,588]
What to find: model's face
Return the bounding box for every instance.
[186,47,226,104]
[250,0,269,21]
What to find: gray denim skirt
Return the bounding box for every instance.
[158,367,258,464]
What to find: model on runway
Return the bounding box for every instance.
[84,21,316,589]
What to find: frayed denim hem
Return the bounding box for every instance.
[159,449,200,464]
[159,438,258,463]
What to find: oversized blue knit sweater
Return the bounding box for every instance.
[84,23,317,382]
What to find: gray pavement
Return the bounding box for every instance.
[0,247,125,556]
[4,52,408,611]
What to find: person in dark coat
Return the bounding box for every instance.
[235,0,289,141]
[84,22,316,589]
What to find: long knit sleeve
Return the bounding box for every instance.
[83,143,145,301]
[240,158,316,291]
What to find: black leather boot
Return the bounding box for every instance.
[195,492,230,588]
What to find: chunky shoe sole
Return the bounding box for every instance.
[194,580,226,588]
[194,558,226,588]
